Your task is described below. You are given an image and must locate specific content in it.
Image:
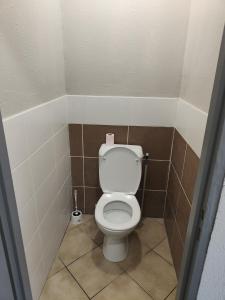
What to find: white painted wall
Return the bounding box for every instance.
[3,97,72,300]
[197,180,225,299]
[180,0,225,112]
[62,0,190,97]
[0,0,66,118]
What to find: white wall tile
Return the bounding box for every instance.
[50,96,67,133]
[127,97,177,126]
[55,155,71,192]
[25,104,54,155]
[35,169,58,222]
[12,159,34,209]
[175,98,208,157]
[3,114,29,170]
[2,97,71,300]
[29,259,46,300]
[18,197,39,247]
[67,95,177,126]
[25,230,43,277]
[66,95,178,126]
[53,126,69,162]
[29,140,55,191]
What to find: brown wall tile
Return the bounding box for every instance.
[135,189,143,206]
[85,187,102,214]
[128,126,173,160]
[164,200,175,246]
[71,157,83,186]
[72,187,85,212]
[69,124,83,156]
[83,125,128,157]
[176,189,191,242]
[171,130,187,179]
[142,191,166,217]
[170,223,184,277]
[84,158,99,187]
[166,166,181,216]
[182,145,199,203]
[165,136,199,279]
[144,160,169,190]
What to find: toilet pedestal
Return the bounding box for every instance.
[103,236,128,262]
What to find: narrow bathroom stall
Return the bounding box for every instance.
[0,0,224,300]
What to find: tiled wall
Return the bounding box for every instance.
[164,129,199,277]
[3,97,72,300]
[69,124,173,217]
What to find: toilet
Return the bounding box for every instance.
[95,143,143,262]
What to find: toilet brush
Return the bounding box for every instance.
[71,189,82,224]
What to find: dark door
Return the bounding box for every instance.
[0,112,32,300]
[0,232,15,299]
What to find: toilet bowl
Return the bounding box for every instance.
[95,144,143,262]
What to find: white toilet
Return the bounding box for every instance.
[95,143,143,262]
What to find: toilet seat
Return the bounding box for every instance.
[95,192,141,232]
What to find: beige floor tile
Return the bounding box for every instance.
[68,247,123,298]
[128,251,177,300]
[67,214,93,232]
[149,218,164,225]
[93,273,153,300]
[81,216,104,245]
[166,288,176,300]
[137,218,166,249]
[40,268,88,300]
[48,257,64,278]
[154,239,173,264]
[119,232,150,271]
[58,226,96,265]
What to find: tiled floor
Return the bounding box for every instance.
[40,216,177,300]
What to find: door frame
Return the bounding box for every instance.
[177,26,225,299]
[0,112,32,300]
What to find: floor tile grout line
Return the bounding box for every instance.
[89,269,125,299]
[61,243,99,269]
[65,265,91,299]
[151,249,174,267]
[164,286,177,300]
[129,230,174,270]
[125,272,156,300]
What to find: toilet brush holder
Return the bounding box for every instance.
[71,210,82,224]
[71,189,82,224]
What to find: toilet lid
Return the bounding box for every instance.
[99,145,143,194]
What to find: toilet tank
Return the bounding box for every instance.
[99,144,143,194]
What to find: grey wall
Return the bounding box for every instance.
[62,0,190,97]
[0,0,66,118]
[180,0,225,113]
[197,180,225,299]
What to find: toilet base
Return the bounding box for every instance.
[103,236,128,262]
